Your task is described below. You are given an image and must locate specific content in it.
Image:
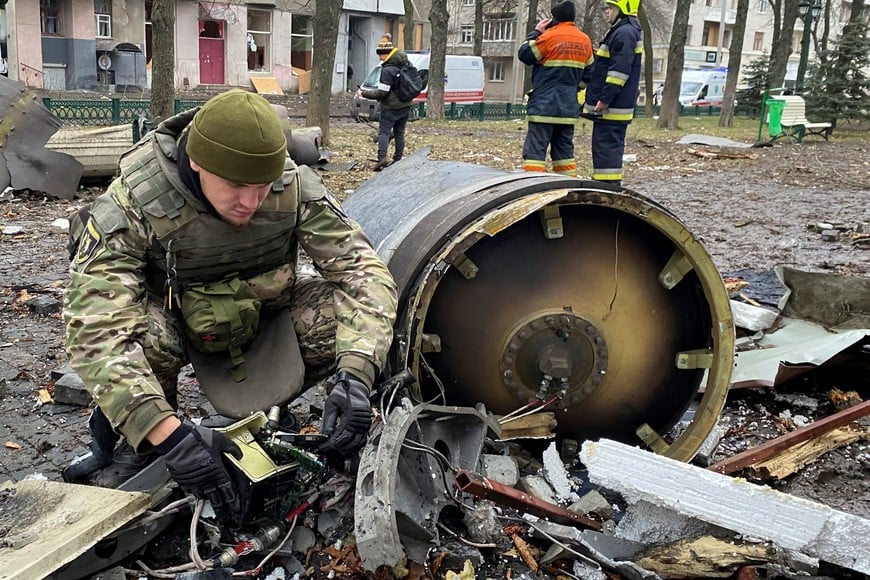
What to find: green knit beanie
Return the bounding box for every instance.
[186,89,287,184]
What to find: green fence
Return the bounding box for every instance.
[43,97,726,126]
[42,97,207,126]
[411,101,723,120]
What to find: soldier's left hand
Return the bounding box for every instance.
[319,371,373,457]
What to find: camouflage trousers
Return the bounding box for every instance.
[143,274,337,407]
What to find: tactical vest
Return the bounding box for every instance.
[118,139,301,294]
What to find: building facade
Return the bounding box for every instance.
[445,0,861,103]
[0,0,427,94]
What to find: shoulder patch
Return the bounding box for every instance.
[75,220,106,268]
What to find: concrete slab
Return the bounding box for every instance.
[0,479,150,579]
[580,439,870,574]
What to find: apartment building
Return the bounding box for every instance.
[0,0,426,94]
[446,0,857,103]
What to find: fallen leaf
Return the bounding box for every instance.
[4,441,21,449]
[510,533,540,573]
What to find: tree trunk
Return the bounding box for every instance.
[306,0,342,146]
[403,0,416,50]
[150,0,175,121]
[428,0,448,120]
[473,0,484,56]
[719,0,749,126]
[835,0,866,72]
[637,4,655,118]
[523,0,540,94]
[768,0,799,90]
[657,0,692,129]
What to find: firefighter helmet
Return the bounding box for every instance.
[606,0,639,16]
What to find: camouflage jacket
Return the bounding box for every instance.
[64,110,398,449]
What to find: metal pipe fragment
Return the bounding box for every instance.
[454,470,601,530]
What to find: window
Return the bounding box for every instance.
[463,0,475,5]
[40,0,62,35]
[247,9,272,72]
[489,61,505,81]
[290,15,313,70]
[723,30,731,46]
[483,19,515,41]
[460,25,473,45]
[686,25,693,44]
[753,31,764,51]
[757,0,768,13]
[95,1,112,38]
[702,25,711,45]
[96,14,111,37]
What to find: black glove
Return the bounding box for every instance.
[319,371,373,457]
[157,420,244,521]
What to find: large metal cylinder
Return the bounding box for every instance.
[343,149,734,460]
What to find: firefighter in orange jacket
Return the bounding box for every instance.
[583,0,643,186]
[517,1,593,176]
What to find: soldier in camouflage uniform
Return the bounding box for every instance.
[63,89,398,519]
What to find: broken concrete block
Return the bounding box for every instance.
[518,475,558,505]
[50,218,70,233]
[615,499,726,545]
[480,454,519,487]
[730,300,778,332]
[820,229,840,242]
[580,439,870,574]
[51,363,75,382]
[569,490,613,518]
[26,295,62,316]
[53,371,91,407]
[542,442,578,502]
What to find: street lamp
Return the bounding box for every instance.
[795,0,822,93]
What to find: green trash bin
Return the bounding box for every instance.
[766,98,785,137]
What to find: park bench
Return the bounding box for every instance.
[770,95,833,143]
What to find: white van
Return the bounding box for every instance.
[679,69,727,107]
[350,52,485,121]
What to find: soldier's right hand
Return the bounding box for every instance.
[156,420,244,521]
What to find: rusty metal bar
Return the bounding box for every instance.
[454,470,601,530]
[708,399,870,475]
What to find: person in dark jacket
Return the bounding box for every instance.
[361,34,413,171]
[583,0,642,186]
[517,1,593,176]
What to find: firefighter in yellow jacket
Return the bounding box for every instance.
[63,90,398,521]
[517,0,593,176]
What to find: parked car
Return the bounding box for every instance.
[350,52,485,121]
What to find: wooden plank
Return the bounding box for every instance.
[251,76,284,95]
[0,479,150,579]
[749,426,867,480]
[708,399,870,475]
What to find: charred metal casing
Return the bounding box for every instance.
[343,149,734,461]
[354,402,500,569]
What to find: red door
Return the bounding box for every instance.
[198,20,225,85]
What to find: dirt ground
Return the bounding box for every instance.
[0,112,868,571]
